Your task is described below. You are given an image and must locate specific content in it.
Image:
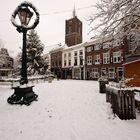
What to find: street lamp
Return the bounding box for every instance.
[18,6,33,85]
[7,1,39,105]
[18,7,33,26]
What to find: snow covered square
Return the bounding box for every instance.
[0,80,140,140]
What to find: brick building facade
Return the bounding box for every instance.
[85,38,126,81]
[49,46,63,78]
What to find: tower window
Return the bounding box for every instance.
[78,27,80,35]
[68,26,72,34]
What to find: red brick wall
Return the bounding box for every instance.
[85,43,124,80]
[124,60,140,87]
[50,51,62,68]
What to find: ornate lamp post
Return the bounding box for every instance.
[7,1,40,105]
[18,7,33,85]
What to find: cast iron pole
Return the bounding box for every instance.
[20,29,28,85]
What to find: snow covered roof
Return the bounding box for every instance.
[49,44,63,53]
[123,59,140,66]
[63,42,85,51]
[84,36,113,46]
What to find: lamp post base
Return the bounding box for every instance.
[7,86,38,105]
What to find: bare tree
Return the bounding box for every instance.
[88,0,140,39]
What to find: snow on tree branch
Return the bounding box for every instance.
[88,0,140,39]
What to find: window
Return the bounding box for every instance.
[94,54,100,64]
[8,63,11,67]
[74,51,77,56]
[59,61,61,66]
[103,52,110,64]
[55,61,57,66]
[79,50,83,56]
[52,62,54,67]
[92,68,98,78]
[79,50,83,65]
[108,68,115,79]
[113,51,121,63]
[68,52,71,58]
[117,67,123,81]
[68,60,71,66]
[79,56,83,65]
[64,53,66,58]
[74,51,78,66]
[74,57,78,66]
[64,60,66,67]
[68,53,71,66]
[87,56,92,65]
[68,26,72,34]
[3,64,6,67]
[64,53,67,67]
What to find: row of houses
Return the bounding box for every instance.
[50,38,124,81]
[50,38,140,83]
[49,8,140,84]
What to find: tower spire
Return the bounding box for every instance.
[73,3,76,18]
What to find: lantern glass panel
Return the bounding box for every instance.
[18,7,33,26]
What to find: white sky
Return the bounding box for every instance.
[0,0,97,57]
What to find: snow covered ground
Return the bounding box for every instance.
[0,80,140,140]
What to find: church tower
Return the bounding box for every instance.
[65,6,82,46]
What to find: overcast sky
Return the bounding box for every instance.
[0,0,97,57]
